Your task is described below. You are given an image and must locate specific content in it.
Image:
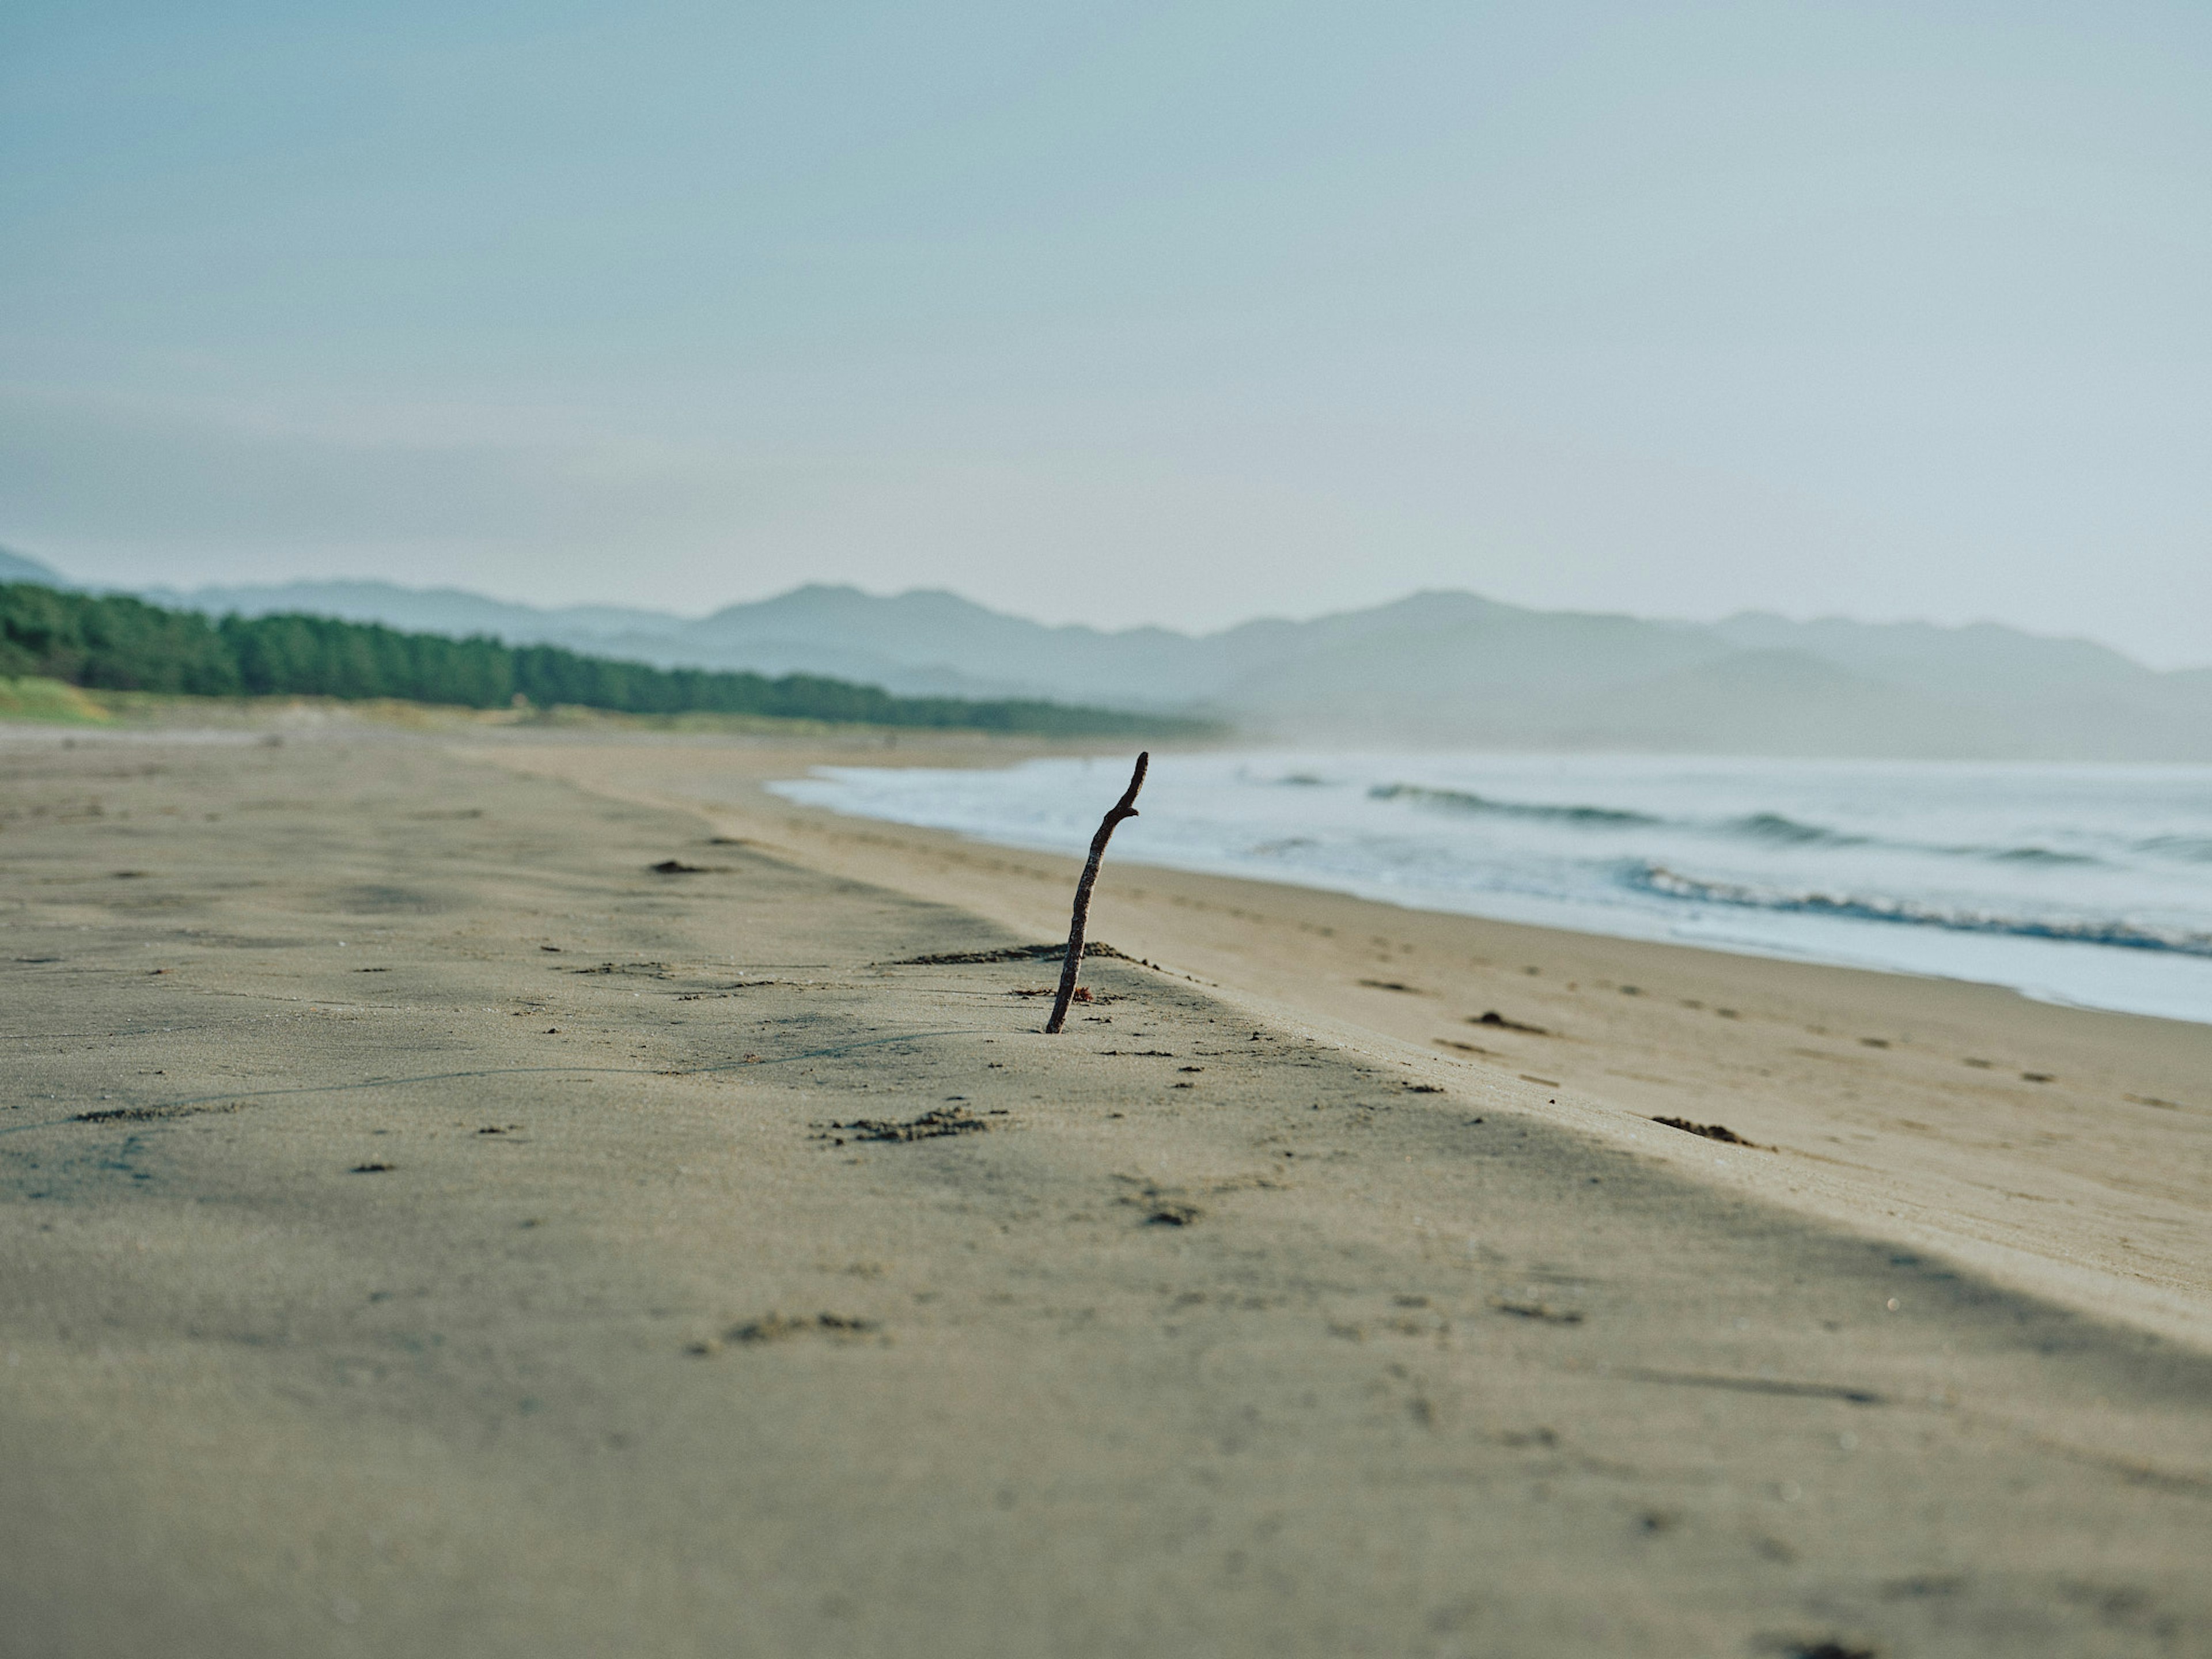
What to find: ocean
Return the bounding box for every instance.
[767,752,2212,1026]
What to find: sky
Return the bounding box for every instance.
[3,2,2209,666]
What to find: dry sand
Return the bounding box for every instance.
[3,723,2209,1658]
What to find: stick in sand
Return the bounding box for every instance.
[1045,751,1149,1035]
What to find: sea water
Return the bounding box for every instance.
[768,753,2212,1025]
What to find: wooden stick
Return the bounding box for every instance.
[1045,752,1149,1034]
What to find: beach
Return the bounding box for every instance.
[4,722,2209,1657]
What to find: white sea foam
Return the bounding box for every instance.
[769,752,2212,1025]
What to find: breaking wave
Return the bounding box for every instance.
[1627,863,2212,958]
[1368,783,1661,826]
[1723,812,1864,846]
[1986,845,2099,866]
[1371,784,2104,867]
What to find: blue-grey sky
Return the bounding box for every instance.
[3,2,2208,664]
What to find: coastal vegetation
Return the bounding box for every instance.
[0,582,1204,736]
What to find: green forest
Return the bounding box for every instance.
[0,582,1203,736]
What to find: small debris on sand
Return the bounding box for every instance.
[1472,1010,1549,1034]
[74,1101,240,1124]
[823,1105,1001,1143]
[704,1312,884,1350]
[1491,1298,1584,1324]
[1652,1116,1763,1147]
[891,942,1132,965]
[1114,1177,1203,1226]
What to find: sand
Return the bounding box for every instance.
[501,738,2212,1351]
[3,722,2209,1658]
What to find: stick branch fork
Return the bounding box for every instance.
[1044,752,1149,1034]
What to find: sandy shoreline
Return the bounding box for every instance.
[492,734,2212,1351]
[5,723,2210,1657]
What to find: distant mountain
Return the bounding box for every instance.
[7,550,2209,758]
[135,579,682,647]
[1203,599,2212,759]
[0,546,69,586]
[670,584,1215,706]
[672,584,2212,758]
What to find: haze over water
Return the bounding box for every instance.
[772,753,2212,1026]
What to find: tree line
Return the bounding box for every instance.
[0,582,1206,737]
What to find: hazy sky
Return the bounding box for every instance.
[3,2,2208,664]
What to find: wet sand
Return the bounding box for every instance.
[3,724,2209,1657]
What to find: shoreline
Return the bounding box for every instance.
[763,748,2212,1029]
[480,732,2212,1351]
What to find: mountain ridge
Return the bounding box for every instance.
[0,547,69,587]
[5,552,2206,758]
